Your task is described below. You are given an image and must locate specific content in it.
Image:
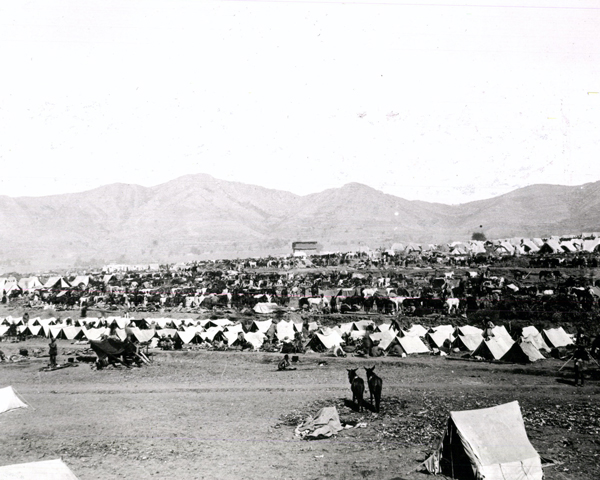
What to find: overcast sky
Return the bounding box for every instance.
[1,0,599,204]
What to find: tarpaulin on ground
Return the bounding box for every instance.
[295,407,343,440]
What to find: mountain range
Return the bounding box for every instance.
[1,174,600,271]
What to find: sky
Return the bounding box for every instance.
[0,0,599,205]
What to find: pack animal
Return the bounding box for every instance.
[364,366,383,413]
[347,368,364,412]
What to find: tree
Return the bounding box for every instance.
[471,232,487,241]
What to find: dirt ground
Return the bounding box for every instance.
[1,332,599,480]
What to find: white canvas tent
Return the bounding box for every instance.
[429,324,455,336]
[490,325,513,343]
[249,319,273,333]
[276,320,296,341]
[17,276,44,292]
[421,401,543,480]
[0,386,28,414]
[126,327,157,343]
[306,331,343,351]
[43,277,71,289]
[471,336,514,360]
[501,340,546,364]
[0,459,79,480]
[81,327,109,341]
[175,329,199,345]
[397,335,430,355]
[70,275,90,288]
[542,327,573,349]
[521,333,550,352]
[401,324,428,337]
[452,334,483,352]
[242,331,266,350]
[426,330,454,350]
[454,325,484,337]
[369,330,398,351]
[521,326,540,337]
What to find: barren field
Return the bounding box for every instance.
[1,333,599,480]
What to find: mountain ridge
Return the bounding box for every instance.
[1,175,599,271]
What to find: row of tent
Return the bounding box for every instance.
[0,315,575,362]
[389,235,600,256]
[0,274,121,294]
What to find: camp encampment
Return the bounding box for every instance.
[0,458,79,480]
[421,401,543,480]
[0,386,28,414]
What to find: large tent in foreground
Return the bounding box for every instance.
[421,401,542,480]
[0,458,79,479]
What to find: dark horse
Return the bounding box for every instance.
[347,368,364,412]
[364,366,383,413]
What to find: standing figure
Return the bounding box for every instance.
[49,337,58,367]
[573,345,589,387]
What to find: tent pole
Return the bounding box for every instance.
[558,356,572,371]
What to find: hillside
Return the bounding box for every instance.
[1,175,599,271]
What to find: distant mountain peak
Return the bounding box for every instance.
[1,175,600,271]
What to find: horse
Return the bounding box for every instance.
[347,368,364,412]
[364,366,383,413]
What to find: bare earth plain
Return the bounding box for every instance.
[1,326,599,480]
